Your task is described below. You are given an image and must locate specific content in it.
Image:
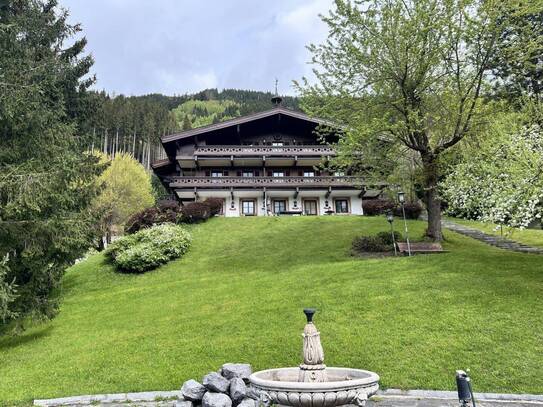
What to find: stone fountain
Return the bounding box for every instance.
[249,309,379,407]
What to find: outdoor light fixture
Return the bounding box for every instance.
[397,191,412,256]
[385,210,397,256]
[456,370,476,407]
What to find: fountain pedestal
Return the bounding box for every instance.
[249,309,379,407]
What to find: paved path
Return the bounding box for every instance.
[440,218,543,255]
[34,389,543,407]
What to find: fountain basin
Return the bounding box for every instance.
[249,367,379,407]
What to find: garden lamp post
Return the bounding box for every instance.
[398,191,412,256]
[386,210,397,256]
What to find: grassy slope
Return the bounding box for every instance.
[445,217,543,248]
[1,216,542,405]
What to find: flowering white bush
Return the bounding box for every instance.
[443,124,543,229]
[105,223,192,273]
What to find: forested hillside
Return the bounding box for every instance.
[78,89,299,167]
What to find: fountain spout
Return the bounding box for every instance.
[299,308,327,382]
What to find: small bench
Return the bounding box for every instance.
[397,242,446,254]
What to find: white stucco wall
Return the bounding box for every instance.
[178,189,364,217]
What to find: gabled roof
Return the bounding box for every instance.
[161,106,338,144]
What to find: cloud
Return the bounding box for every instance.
[62,0,332,96]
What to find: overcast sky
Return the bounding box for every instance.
[61,0,332,96]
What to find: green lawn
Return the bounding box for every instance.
[1,216,542,406]
[446,216,543,248]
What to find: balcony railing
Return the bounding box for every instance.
[169,176,364,188]
[181,145,335,158]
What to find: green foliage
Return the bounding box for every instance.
[0,256,18,324]
[352,236,389,253]
[92,153,155,242]
[442,102,543,228]
[376,231,402,246]
[352,231,402,253]
[295,0,540,240]
[172,99,241,129]
[105,224,191,273]
[0,0,103,330]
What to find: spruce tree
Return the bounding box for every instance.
[0,0,103,331]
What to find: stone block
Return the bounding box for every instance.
[221,363,252,381]
[202,392,233,407]
[203,371,230,393]
[182,379,207,401]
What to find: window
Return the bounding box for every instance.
[272,142,283,146]
[335,199,349,214]
[303,171,315,177]
[211,171,223,177]
[334,171,346,176]
[273,200,287,214]
[242,170,254,177]
[241,200,255,216]
[273,171,284,177]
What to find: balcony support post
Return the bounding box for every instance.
[325,186,332,199]
[193,187,199,201]
[231,155,234,167]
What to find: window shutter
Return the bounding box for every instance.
[285,170,290,176]
[223,170,229,176]
[255,170,260,176]
[205,170,210,177]
[236,170,242,177]
[267,171,272,176]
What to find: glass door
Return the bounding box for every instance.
[304,200,318,215]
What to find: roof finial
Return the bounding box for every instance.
[271,78,282,107]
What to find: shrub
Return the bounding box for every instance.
[203,198,224,216]
[394,202,423,219]
[106,223,191,273]
[376,231,402,246]
[362,199,395,216]
[352,236,388,253]
[125,202,182,234]
[180,202,211,223]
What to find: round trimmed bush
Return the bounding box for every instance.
[106,223,191,273]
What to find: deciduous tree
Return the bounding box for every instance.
[296,0,536,240]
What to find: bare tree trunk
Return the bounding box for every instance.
[103,129,108,155]
[422,152,443,241]
[132,131,136,157]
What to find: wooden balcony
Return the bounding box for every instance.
[192,145,335,156]
[169,175,364,189]
[177,145,335,168]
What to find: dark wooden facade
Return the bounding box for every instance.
[153,104,382,216]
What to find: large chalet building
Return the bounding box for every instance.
[152,98,382,217]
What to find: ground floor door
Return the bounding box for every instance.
[303,199,318,215]
[273,199,287,214]
[240,199,256,216]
